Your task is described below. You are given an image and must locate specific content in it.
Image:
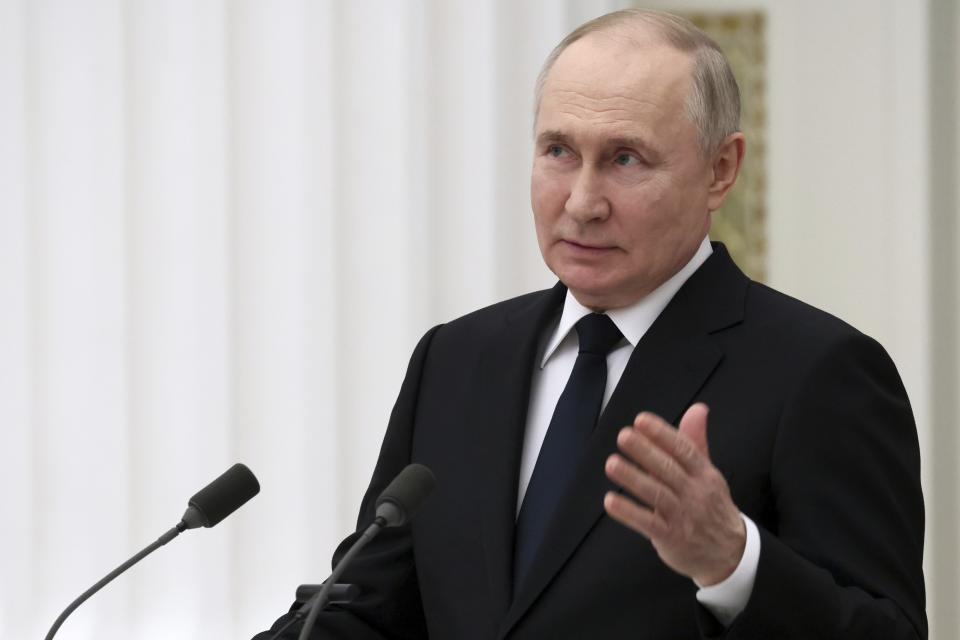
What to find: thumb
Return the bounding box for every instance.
[678,402,711,458]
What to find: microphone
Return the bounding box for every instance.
[374,462,436,527]
[44,463,260,640]
[267,464,435,640]
[182,462,261,529]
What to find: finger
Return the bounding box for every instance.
[678,403,711,457]
[603,491,668,540]
[605,454,678,517]
[616,427,688,492]
[634,410,709,475]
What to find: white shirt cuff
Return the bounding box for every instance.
[694,513,760,627]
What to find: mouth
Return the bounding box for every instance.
[561,239,616,253]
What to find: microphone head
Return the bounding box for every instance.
[374,463,435,527]
[181,463,260,529]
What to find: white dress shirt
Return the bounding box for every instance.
[515,236,759,627]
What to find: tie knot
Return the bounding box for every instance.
[575,313,623,355]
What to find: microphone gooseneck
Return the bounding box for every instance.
[286,464,435,640]
[294,519,384,640]
[43,525,184,640]
[44,463,260,640]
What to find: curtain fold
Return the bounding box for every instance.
[0,1,558,637]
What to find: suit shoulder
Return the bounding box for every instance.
[411,286,560,365]
[747,282,860,336]
[743,281,888,358]
[440,287,555,333]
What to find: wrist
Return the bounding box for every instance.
[694,514,761,627]
[693,514,747,587]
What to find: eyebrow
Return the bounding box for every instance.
[609,136,656,153]
[535,130,572,146]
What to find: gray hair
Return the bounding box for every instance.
[534,9,741,154]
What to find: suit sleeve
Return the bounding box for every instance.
[251,325,442,640]
[700,332,927,639]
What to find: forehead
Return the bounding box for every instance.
[537,33,695,142]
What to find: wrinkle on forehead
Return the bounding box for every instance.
[550,88,665,110]
[540,86,675,137]
[542,69,688,120]
[554,109,643,132]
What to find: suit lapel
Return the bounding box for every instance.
[499,244,748,637]
[468,284,566,623]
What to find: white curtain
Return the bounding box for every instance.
[0,1,595,637]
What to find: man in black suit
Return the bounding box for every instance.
[256,9,925,639]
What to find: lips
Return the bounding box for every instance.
[561,239,615,252]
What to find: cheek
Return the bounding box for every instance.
[609,189,700,260]
[531,171,565,225]
[610,184,671,234]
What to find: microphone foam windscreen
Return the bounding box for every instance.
[188,463,260,528]
[375,463,436,525]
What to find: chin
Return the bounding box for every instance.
[561,272,649,310]
[560,277,620,310]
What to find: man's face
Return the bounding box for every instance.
[532,34,715,310]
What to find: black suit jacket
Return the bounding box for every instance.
[257,244,926,639]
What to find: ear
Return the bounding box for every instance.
[706,132,746,212]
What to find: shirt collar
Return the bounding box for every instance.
[540,236,714,368]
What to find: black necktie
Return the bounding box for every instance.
[513,312,624,591]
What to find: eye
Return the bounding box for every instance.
[546,144,568,158]
[614,152,640,167]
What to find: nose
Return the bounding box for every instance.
[565,166,610,223]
